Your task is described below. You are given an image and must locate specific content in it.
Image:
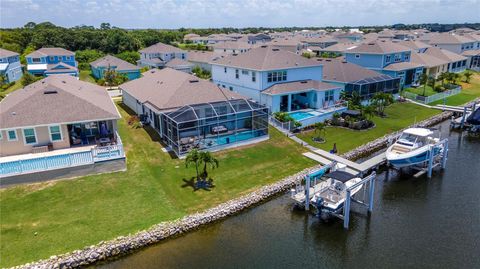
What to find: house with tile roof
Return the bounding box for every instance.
[344,40,423,87]
[138,42,188,69]
[120,68,269,156]
[211,46,347,122]
[26,48,78,77]
[0,48,22,83]
[90,55,141,80]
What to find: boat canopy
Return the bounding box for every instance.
[466,107,480,125]
[324,171,356,183]
[403,128,433,137]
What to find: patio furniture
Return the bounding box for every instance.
[212,125,228,134]
[99,137,111,146]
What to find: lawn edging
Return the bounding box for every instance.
[11,110,456,269]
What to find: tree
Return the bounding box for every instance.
[418,73,428,96]
[21,72,38,87]
[24,22,36,29]
[199,151,219,179]
[371,92,393,116]
[427,75,436,89]
[464,71,473,83]
[314,122,326,142]
[0,74,8,88]
[100,23,111,30]
[437,72,447,87]
[116,51,140,65]
[341,90,362,110]
[185,149,202,181]
[362,104,376,121]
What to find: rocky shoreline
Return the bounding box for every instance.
[11,110,455,269]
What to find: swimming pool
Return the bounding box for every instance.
[289,111,316,121]
[204,130,265,146]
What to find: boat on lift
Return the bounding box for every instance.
[386,128,442,168]
[311,171,363,212]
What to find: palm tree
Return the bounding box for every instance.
[199,151,219,179]
[437,72,446,87]
[371,92,393,116]
[418,73,428,96]
[185,149,201,181]
[362,104,376,121]
[314,122,326,142]
[464,71,473,83]
[427,75,436,91]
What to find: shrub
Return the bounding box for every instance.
[97,79,106,86]
[434,85,444,92]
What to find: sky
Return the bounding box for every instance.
[1,0,479,29]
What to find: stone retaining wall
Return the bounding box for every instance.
[11,110,456,269]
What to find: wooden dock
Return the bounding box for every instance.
[303,148,386,176]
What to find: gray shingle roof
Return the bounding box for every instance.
[0,48,19,58]
[383,61,423,71]
[139,42,185,54]
[410,52,449,68]
[346,40,411,54]
[120,68,245,111]
[395,40,431,50]
[165,58,193,68]
[188,51,227,64]
[0,75,120,129]
[423,47,467,62]
[429,33,476,44]
[26,48,75,58]
[320,58,393,83]
[90,55,140,71]
[262,80,339,95]
[210,46,322,71]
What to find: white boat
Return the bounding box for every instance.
[386,128,441,168]
[311,171,363,212]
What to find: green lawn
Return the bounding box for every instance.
[296,103,440,154]
[79,70,96,83]
[430,71,480,106]
[0,79,22,100]
[404,85,436,97]
[0,103,315,268]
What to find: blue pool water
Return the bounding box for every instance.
[206,131,264,146]
[289,111,316,121]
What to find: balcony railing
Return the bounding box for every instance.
[0,131,125,178]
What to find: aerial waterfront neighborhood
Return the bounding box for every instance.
[0,1,479,268]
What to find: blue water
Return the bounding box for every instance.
[289,111,315,121]
[215,131,261,145]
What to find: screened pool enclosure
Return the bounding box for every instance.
[162,99,269,156]
[344,75,401,100]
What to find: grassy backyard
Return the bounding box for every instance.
[404,85,436,96]
[79,69,96,83]
[430,71,480,106]
[0,103,315,267]
[0,80,22,100]
[296,103,440,154]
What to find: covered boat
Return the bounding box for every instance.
[311,171,363,212]
[466,107,480,126]
[386,128,442,168]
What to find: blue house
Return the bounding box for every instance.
[211,46,346,126]
[26,48,78,77]
[0,48,22,83]
[90,55,141,80]
[344,41,424,88]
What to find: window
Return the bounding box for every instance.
[324,90,335,102]
[0,131,2,140]
[405,54,410,61]
[229,86,233,91]
[65,56,70,61]
[181,54,185,59]
[7,130,17,141]
[394,54,401,62]
[235,69,239,79]
[23,128,37,145]
[267,70,287,83]
[252,71,256,82]
[32,58,41,63]
[242,70,249,75]
[49,125,63,141]
[355,54,360,59]
[224,67,227,73]
[385,55,391,63]
[50,56,55,61]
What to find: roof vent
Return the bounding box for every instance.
[272,48,280,51]
[260,45,268,48]
[300,80,308,84]
[189,79,199,83]
[44,90,58,94]
[326,59,331,62]
[317,59,323,61]
[342,60,347,63]
[367,42,375,45]
[62,80,66,84]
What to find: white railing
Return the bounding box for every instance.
[269,116,295,131]
[403,86,462,104]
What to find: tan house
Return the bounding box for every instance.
[0,75,121,157]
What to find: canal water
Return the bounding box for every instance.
[99,122,480,269]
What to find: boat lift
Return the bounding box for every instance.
[291,163,377,229]
[386,138,449,179]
